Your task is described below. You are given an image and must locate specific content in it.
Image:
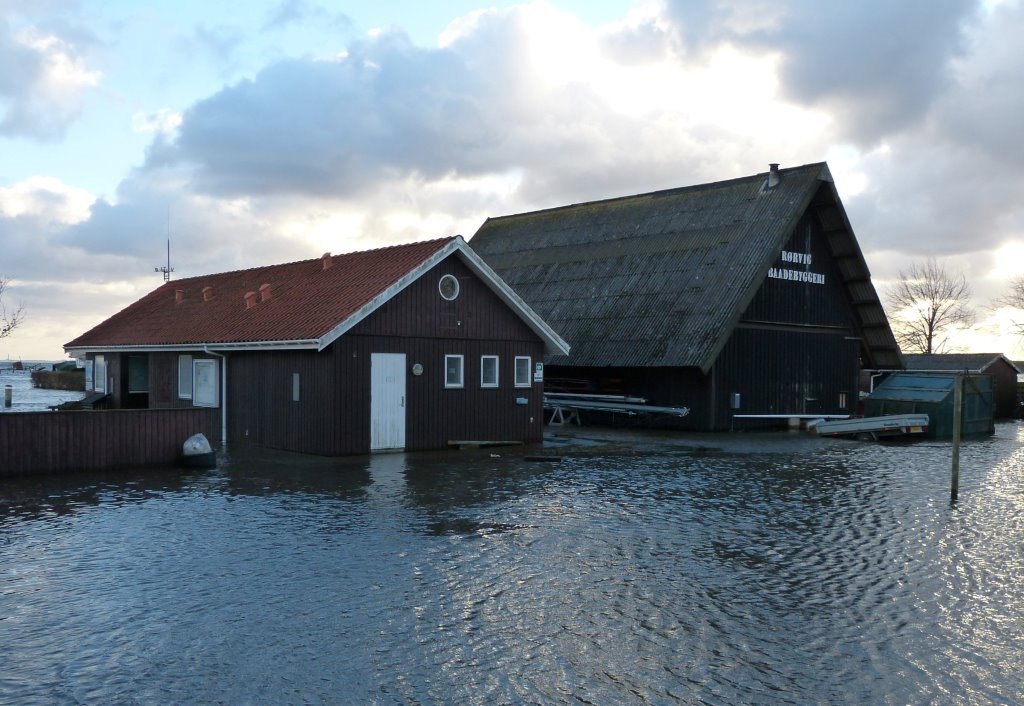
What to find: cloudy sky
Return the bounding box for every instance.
[2,0,1023,360]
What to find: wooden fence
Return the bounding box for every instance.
[0,408,220,477]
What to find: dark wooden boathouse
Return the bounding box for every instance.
[64,237,569,455]
[470,162,902,430]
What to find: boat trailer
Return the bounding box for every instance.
[812,413,930,440]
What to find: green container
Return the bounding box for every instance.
[865,373,994,439]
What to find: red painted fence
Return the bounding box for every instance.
[0,409,220,477]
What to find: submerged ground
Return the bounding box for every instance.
[2,423,1022,704]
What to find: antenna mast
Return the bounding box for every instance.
[155,210,174,282]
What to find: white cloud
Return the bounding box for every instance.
[0,176,95,223]
[131,109,184,135]
[0,22,101,140]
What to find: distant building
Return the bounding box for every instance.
[471,162,901,430]
[65,237,568,455]
[903,353,1022,419]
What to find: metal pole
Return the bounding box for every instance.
[951,374,963,502]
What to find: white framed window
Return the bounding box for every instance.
[514,356,532,388]
[438,274,460,301]
[94,355,106,393]
[480,355,499,388]
[193,358,219,407]
[445,354,464,388]
[178,354,193,399]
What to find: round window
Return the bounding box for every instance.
[438,274,460,301]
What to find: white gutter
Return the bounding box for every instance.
[65,339,319,357]
[203,346,228,447]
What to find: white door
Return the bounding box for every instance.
[370,353,406,451]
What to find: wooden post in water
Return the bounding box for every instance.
[951,374,963,502]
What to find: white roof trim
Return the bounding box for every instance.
[450,238,571,356]
[64,340,320,356]
[317,236,570,355]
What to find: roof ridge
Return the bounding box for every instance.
[479,162,828,225]
[159,235,458,286]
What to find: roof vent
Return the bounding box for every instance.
[202,286,214,301]
[259,283,272,302]
[322,252,333,270]
[244,291,257,309]
[175,289,185,304]
[767,163,780,189]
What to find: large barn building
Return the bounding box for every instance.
[64,237,568,455]
[471,162,902,430]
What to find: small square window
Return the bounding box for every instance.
[445,354,464,388]
[514,356,532,388]
[481,355,499,388]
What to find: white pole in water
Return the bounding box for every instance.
[3,384,11,408]
[951,374,963,502]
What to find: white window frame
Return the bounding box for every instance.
[444,354,464,389]
[514,356,532,388]
[94,355,106,393]
[193,358,219,408]
[438,273,460,301]
[480,355,499,388]
[178,354,193,399]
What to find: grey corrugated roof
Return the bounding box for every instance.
[471,162,901,372]
[903,353,1021,374]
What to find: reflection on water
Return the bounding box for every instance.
[2,426,1023,704]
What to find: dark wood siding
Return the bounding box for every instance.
[225,254,548,456]
[988,361,1020,419]
[350,256,540,342]
[0,408,220,477]
[227,349,341,455]
[711,328,859,430]
[741,214,856,330]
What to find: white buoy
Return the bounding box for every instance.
[181,433,215,468]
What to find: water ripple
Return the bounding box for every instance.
[2,427,1023,703]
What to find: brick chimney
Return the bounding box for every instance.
[322,252,333,270]
[202,286,214,301]
[259,283,272,302]
[175,289,185,304]
[244,291,257,309]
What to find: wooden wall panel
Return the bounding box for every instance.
[0,408,220,477]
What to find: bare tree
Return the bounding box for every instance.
[994,275,1024,335]
[886,258,975,354]
[0,276,25,339]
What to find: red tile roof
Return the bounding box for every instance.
[65,237,456,350]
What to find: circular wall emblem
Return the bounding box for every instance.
[438,274,460,301]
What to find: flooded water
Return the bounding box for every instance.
[2,425,1023,704]
[0,369,84,412]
